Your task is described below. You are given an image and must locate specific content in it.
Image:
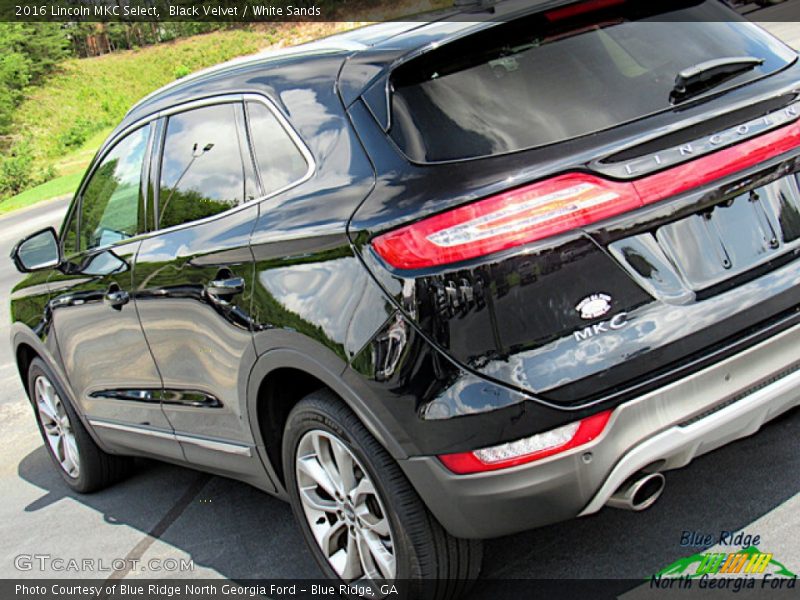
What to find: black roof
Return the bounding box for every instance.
[121,21,428,127]
[113,0,571,137]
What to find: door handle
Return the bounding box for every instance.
[206,277,245,301]
[104,288,130,310]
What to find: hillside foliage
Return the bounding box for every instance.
[0,0,446,203]
[0,24,351,199]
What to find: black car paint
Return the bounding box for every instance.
[8,9,800,508]
[346,46,800,403]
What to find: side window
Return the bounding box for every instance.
[246,101,309,195]
[158,103,256,230]
[63,126,148,255]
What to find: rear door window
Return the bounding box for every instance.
[390,0,796,162]
[158,103,257,229]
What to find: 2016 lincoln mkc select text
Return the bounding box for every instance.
[9,1,800,596]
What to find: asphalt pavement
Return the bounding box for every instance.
[0,15,799,596]
[0,197,69,406]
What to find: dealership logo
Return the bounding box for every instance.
[576,293,612,320]
[654,547,796,579]
[652,532,797,591]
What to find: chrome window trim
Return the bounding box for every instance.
[64,92,316,250]
[148,93,316,238]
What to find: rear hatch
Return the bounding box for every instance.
[348,0,800,407]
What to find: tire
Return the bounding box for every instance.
[27,357,132,493]
[283,389,482,600]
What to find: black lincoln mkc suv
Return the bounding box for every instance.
[9,0,800,596]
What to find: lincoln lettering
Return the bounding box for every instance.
[597,102,800,179]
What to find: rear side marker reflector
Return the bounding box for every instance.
[372,119,800,270]
[438,410,612,474]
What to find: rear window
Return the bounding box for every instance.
[389,0,796,162]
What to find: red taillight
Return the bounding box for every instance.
[438,410,612,475]
[372,174,640,270]
[372,119,800,271]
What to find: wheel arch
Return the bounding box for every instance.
[11,325,66,399]
[247,340,409,495]
[10,324,115,454]
[15,342,38,392]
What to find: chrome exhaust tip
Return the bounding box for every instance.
[606,472,665,511]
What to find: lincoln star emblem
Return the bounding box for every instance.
[576,294,612,320]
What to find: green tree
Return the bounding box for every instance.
[0,23,70,150]
[0,23,69,196]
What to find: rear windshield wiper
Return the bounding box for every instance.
[670,56,764,104]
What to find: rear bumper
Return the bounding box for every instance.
[399,320,800,539]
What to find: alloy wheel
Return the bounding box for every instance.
[295,429,396,582]
[34,375,80,478]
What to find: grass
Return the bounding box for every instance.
[53,127,114,176]
[0,172,82,215]
[1,126,111,213]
